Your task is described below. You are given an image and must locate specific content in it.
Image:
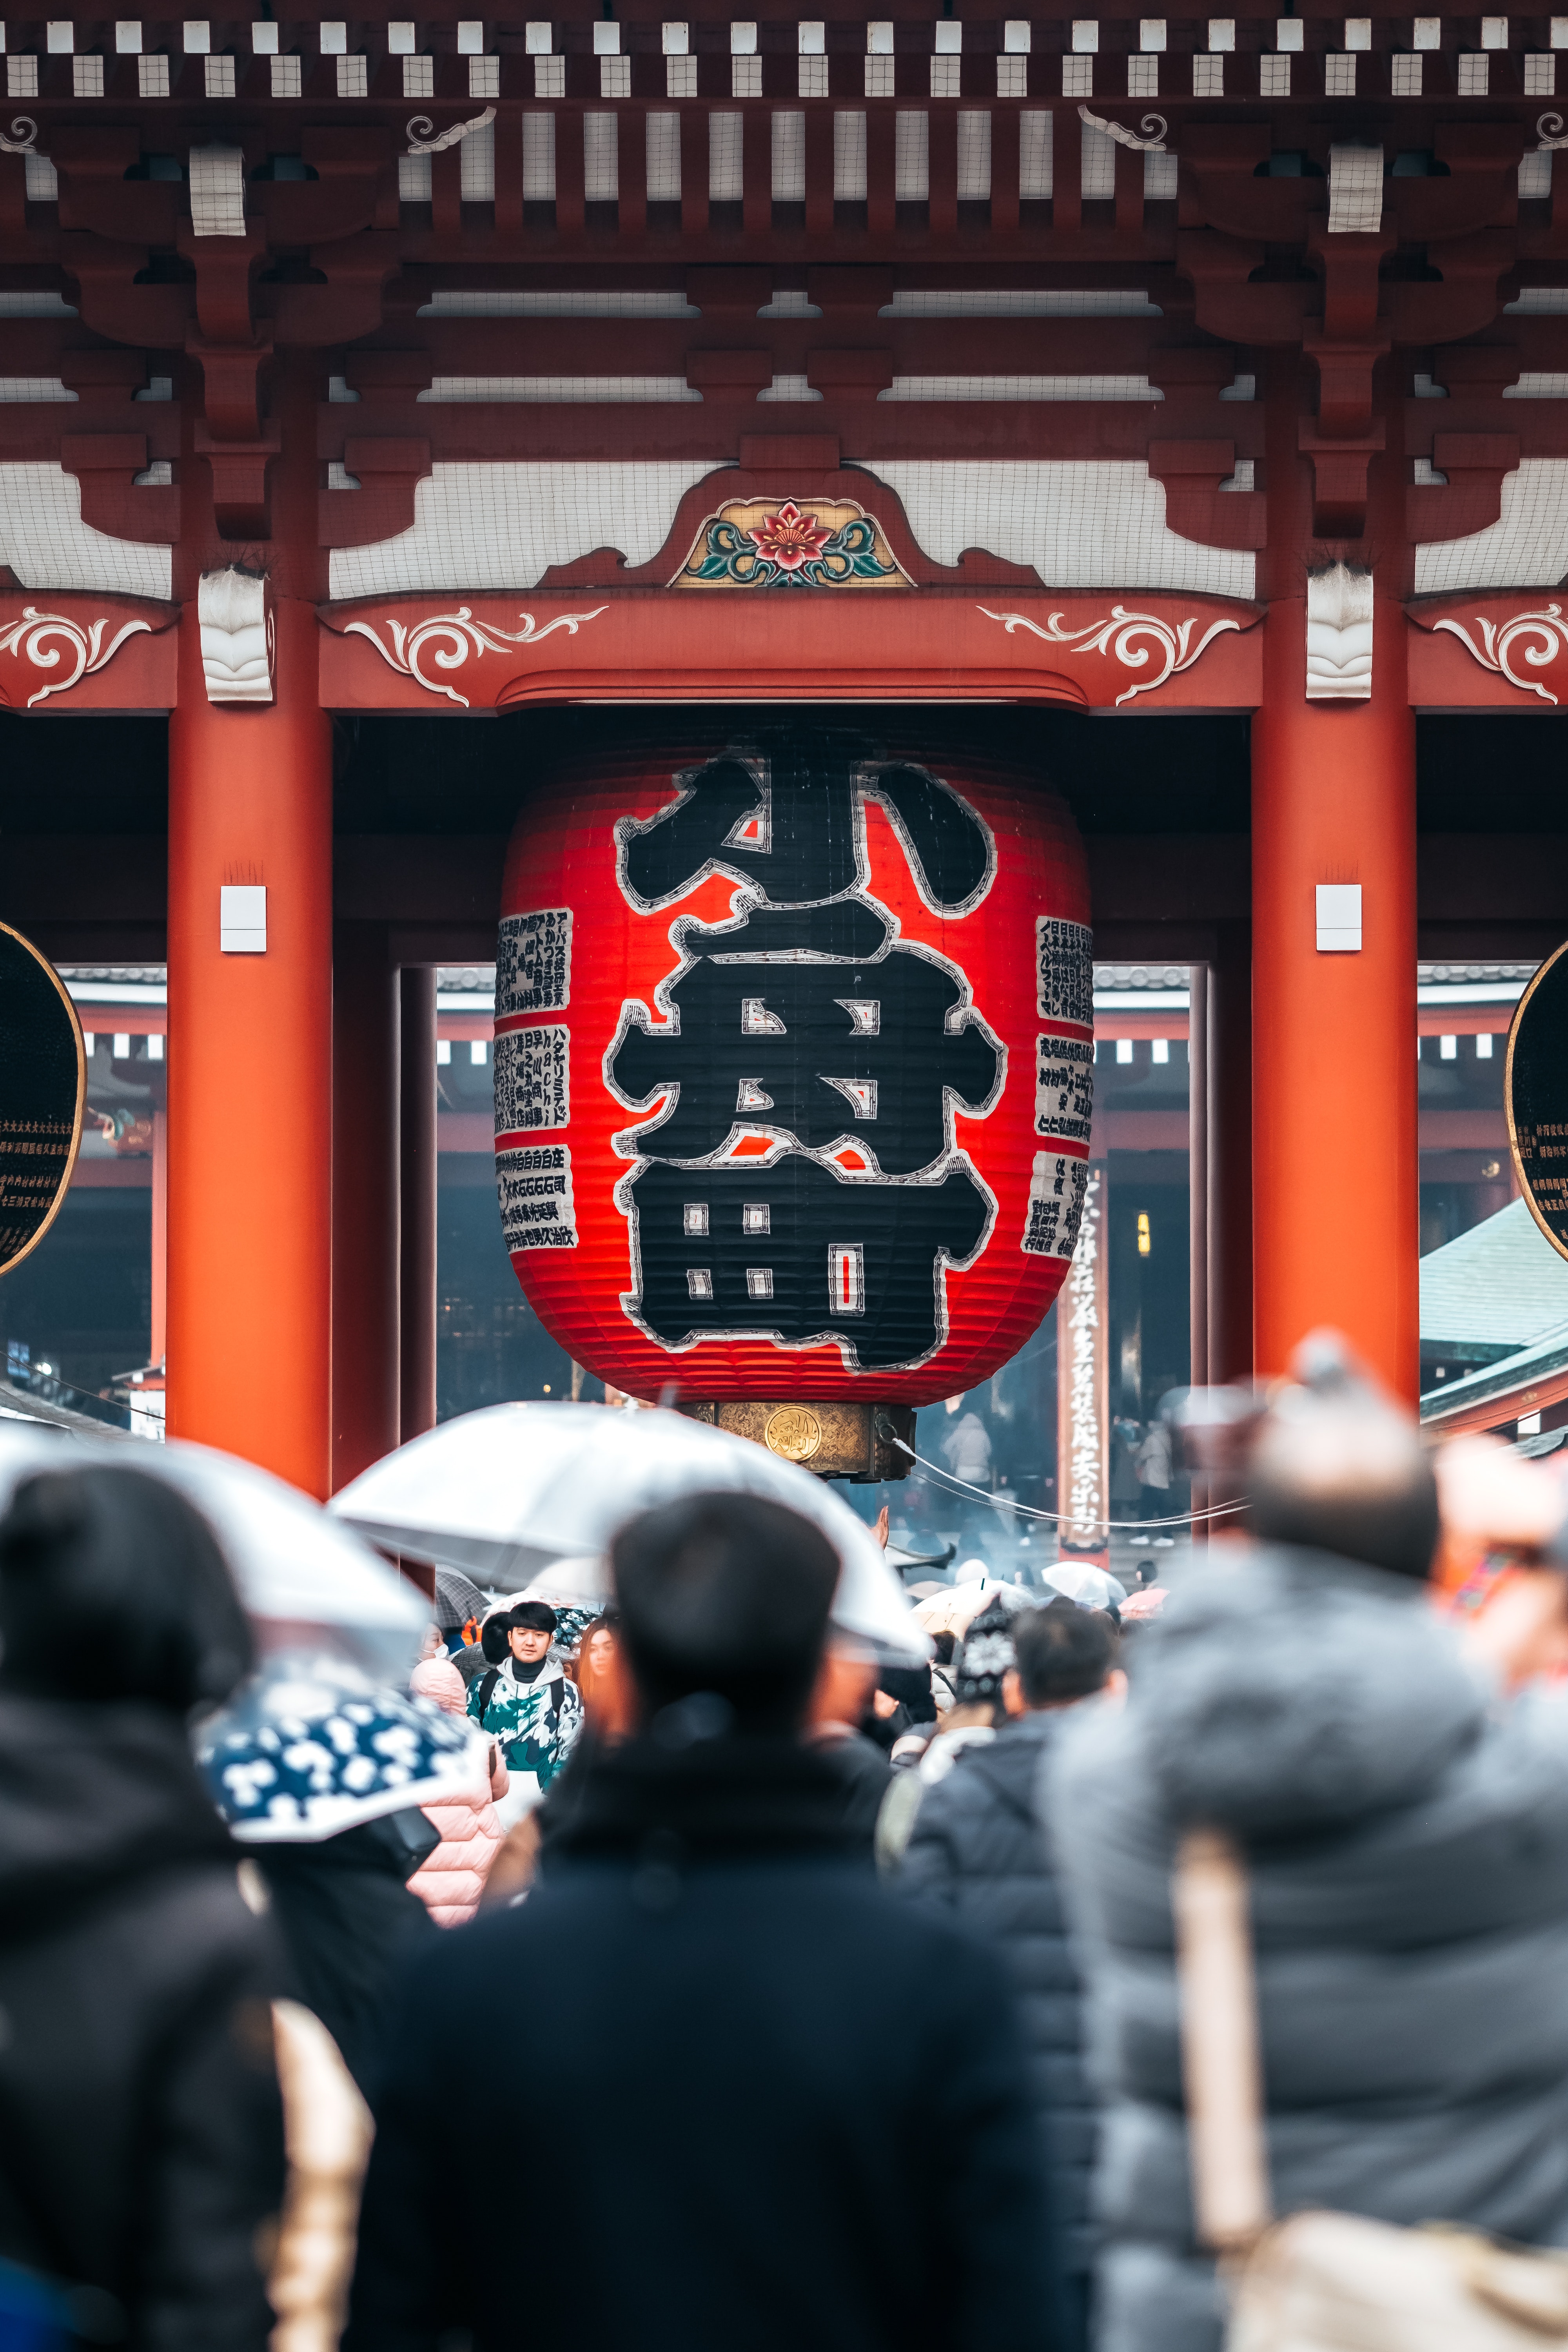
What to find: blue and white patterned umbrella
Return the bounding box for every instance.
[196,1655,480,1843]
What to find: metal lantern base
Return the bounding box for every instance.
[677,1400,916,1483]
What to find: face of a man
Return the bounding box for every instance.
[509,1624,552,1665]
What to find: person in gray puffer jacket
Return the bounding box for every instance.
[1047,1353,1568,2352]
[900,1600,1122,2352]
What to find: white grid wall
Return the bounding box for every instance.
[259,100,1195,212]
[323,456,1257,601]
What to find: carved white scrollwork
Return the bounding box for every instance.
[1430,604,1568,704]
[977,603,1241,705]
[1306,562,1374,701]
[199,568,274,704]
[1078,103,1168,152]
[0,116,38,156]
[1536,111,1568,150]
[0,607,152,707]
[341,606,608,706]
[405,105,496,156]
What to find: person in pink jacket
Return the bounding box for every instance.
[408,1651,509,1927]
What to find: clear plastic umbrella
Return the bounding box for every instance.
[330,1401,927,1664]
[0,1423,426,1676]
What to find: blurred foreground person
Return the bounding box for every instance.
[200,1663,464,2102]
[407,1642,508,1924]
[0,1466,284,2347]
[802,1638,892,1850]
[1050,1343,1568,2352]
[898,1601,1120,2352]
[347,1491,1063,2352]
[267,1999,372,2352]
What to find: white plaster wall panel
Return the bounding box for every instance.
[1081,121,1116,196]
[771,109,805,200]
[0,462,172,597]
[459,116,495,200]
[882,289,1161,316]
[956,110,991,199]
[583,111,617,200]
[1019,110,1053,196]
[522,111,555,199]
[861,460,1256,596]
[710,111,743,200]
[1414,459,1568,593]
[328,460,720,598]
[895,110,929,199]
[880,374,1163,399]
[833,110,867,198]
[417,376,700,401]
[646,111,681,201]
[419,290,697,317]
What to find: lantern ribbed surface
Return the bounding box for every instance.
[495,727,1092,1406]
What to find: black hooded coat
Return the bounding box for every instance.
[346,1734,1064,2352]
[898,1711,1096,2301]
[0,1692,285,2349]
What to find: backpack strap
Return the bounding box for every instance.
[475,1667,500,1718]
[1174,1829,1273,2255]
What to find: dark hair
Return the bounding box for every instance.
[610,1491,837,1734]
[0,1465,251,1713]
[571,1610,617,1671]
[876,1664,936,1726]
[1014,1598,1117,1707]
[931,1630,957,1667]
[481,1600,559,1664]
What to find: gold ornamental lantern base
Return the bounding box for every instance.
[677,1401,916,1483]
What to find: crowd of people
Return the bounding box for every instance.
[4,1345,1568,2352]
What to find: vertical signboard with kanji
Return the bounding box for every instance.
[496,730,1093,1407]
[1056,1166,1109,1563]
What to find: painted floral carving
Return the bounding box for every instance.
[340,605,607,706]
[745,503,834,573]
[978,604,1243,706]
[0,607,154,707]
[675,498,909,590]
[1429,605,1568,705]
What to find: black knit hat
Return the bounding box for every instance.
[953,1597,1018,1706]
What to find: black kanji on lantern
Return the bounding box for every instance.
[608,903,1000,1177]
[617,733,995,915]
[612,734,1001,1372]
[623,1158,991,1371]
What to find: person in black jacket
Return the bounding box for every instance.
[346,1490,1065,2352]
[897,1598,1120,2352]
[0,1463,285,2348]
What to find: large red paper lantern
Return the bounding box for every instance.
[495,729,1092,1442]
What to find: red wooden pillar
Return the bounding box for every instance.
[166,363,333,1492]
[399,965,439,1441]
[332,923,402,1487]
[1251,356,1417,1397]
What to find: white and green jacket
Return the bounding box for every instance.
[466,1657,584,1792]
